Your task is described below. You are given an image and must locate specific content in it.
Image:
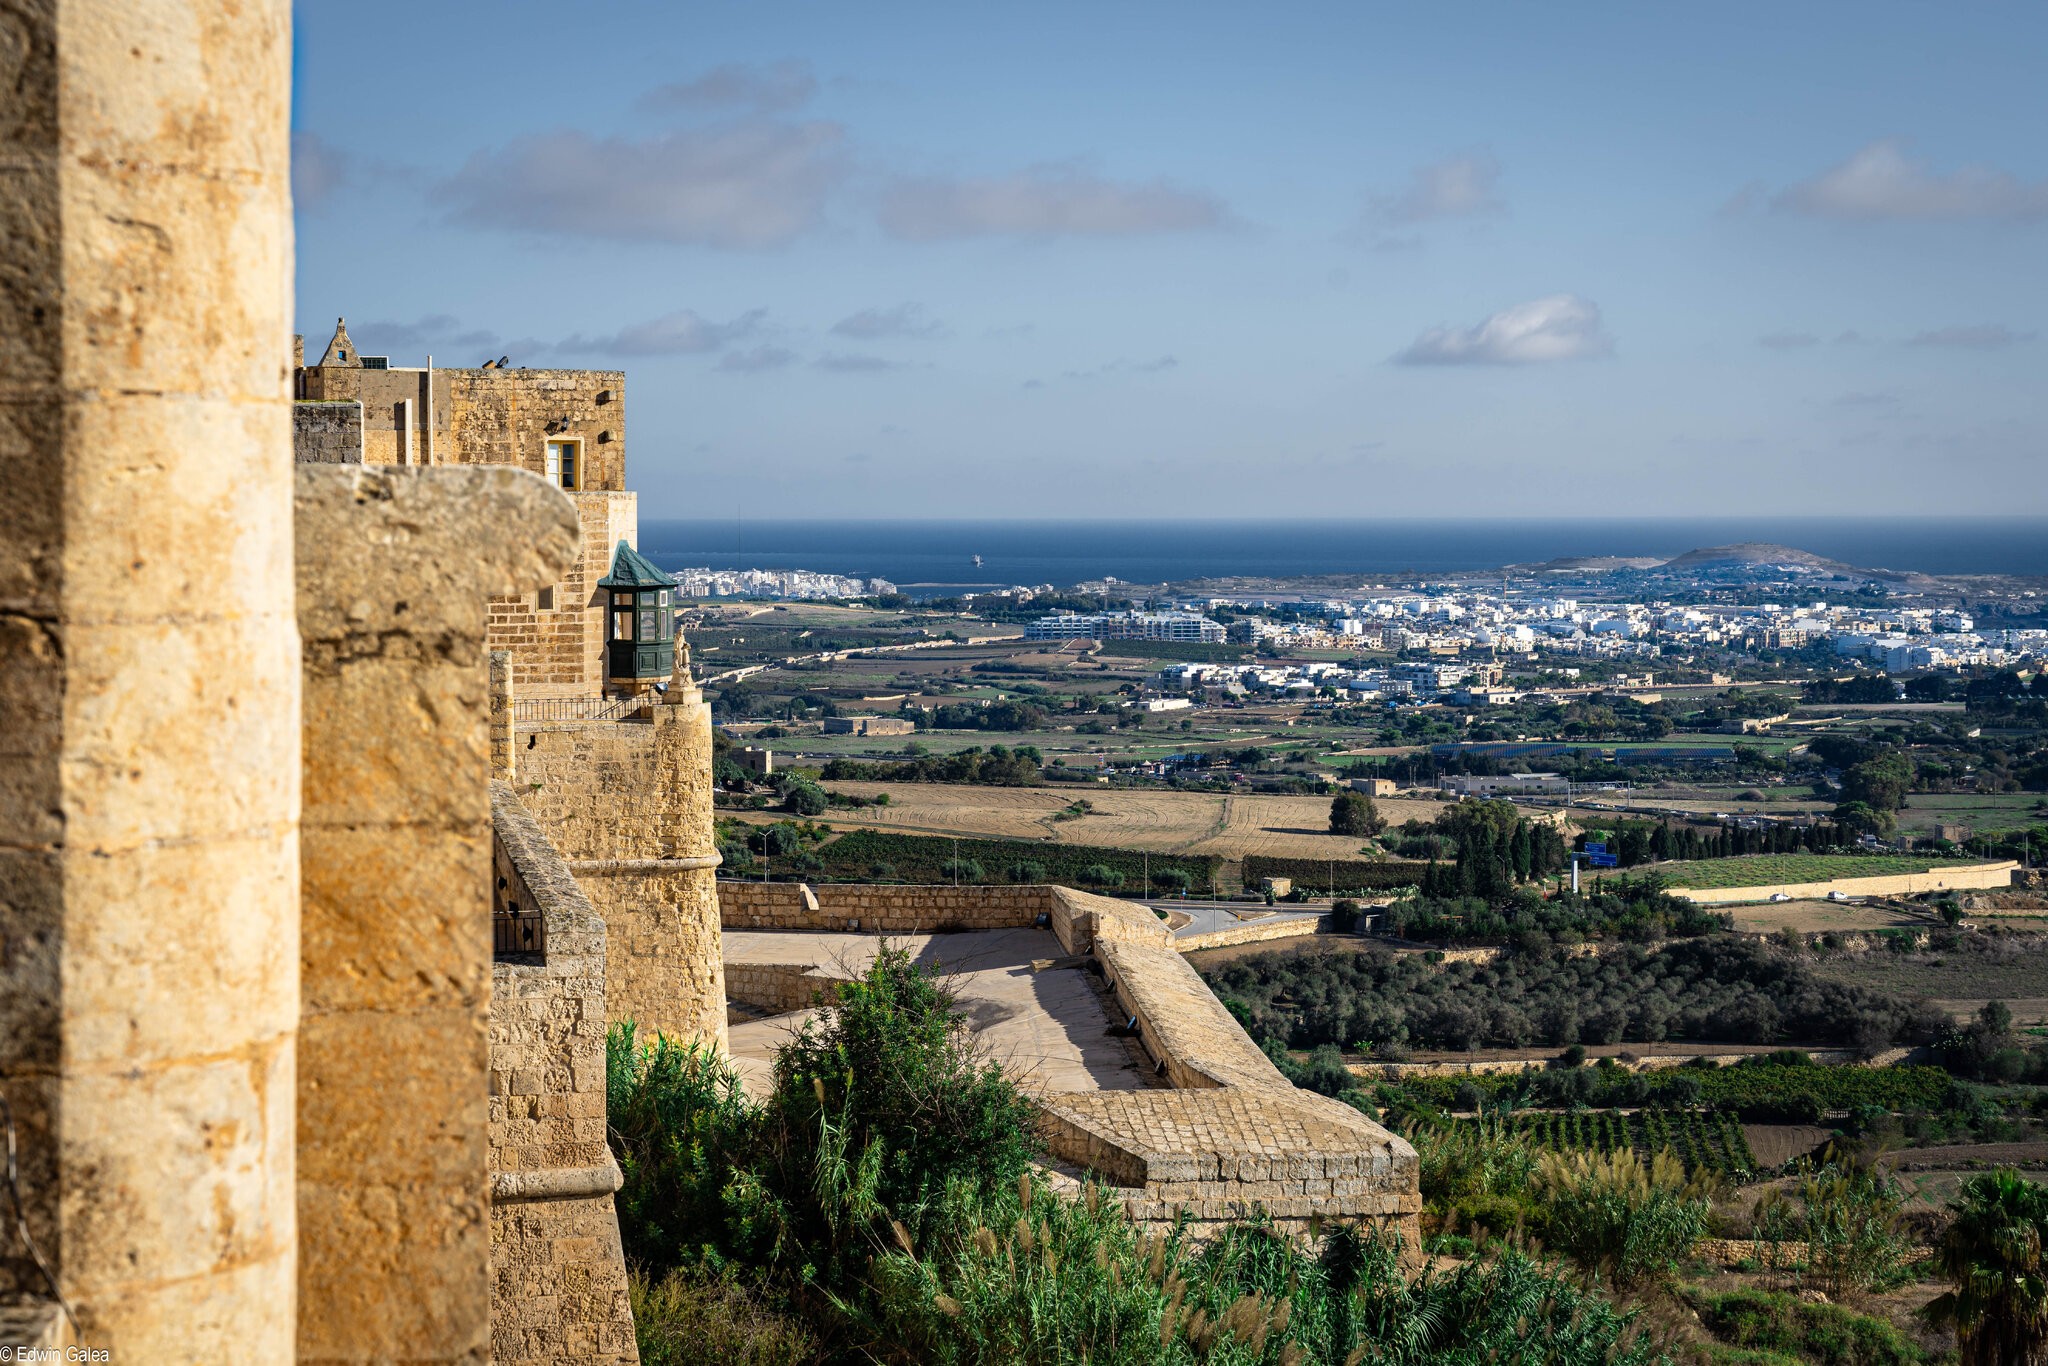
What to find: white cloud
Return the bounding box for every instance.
[1395,295,1612,366]
[1773,140,2048,222]
[558,308,766,356]
[1908,324,2035,349]
[814,352,901,373]
[830,303,944,340]
[636,61,817,116]
[436,122,846,248]
[878,164,1228,240]
[1371,152,1505,226]
[718,345,798,373]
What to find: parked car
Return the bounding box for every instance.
[1768,892,1793,903]
[1826,890,1851,903]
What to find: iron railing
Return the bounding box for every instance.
[510,695,646,725]
[493,910,546,959]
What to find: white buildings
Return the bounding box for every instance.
[1026,611,1227,643]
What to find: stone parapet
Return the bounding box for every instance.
[488,781,638,1365]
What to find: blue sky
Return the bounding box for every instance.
[293,2,2047,519]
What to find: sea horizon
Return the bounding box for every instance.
[638,515,2048,591]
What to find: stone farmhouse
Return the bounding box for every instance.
[0,3,1417,1361]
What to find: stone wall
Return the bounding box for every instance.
[296,464,576,1364]
[718,881,1055,933]
[488,784,638,1365]
[0,1,300,1355]
[1671,860,2018,905]
[1039,928,1420,1238]
[725,962,851,1014]
[513,702,726,1049]
[487,490,636,699]
[294,400,366,463]
[297,366,626,491]
[1176,915,1326,952]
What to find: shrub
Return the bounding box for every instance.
[1004,861,1046,884]
[606,1026,756,1275]
[1079,863,1125,888]
[632,1266,818,1366]
[1692,1287,1925,1366]
[1755,1160,1913,1296]
[1532,1148,1711,1289]
[764,945,1037,1251]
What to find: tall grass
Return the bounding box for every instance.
[612,949,1673,1364]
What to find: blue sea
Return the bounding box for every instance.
[638,517,2048,595]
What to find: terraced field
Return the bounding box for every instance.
[1655,853,1983,889]
[814,781,1446,859]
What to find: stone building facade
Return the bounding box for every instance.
[294,320,637,700]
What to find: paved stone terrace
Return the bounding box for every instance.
[723,927,1154,1098]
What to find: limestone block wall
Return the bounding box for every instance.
[447,369,627,491]
[725,962,852,1014]
[718,881,1054,932]
[1670,860,2018,905]
[294,400,366,463]
[487,490,636,700]
[488,784,638,1366]
[296,465,576,1365]
[1173,915,1325,953]
[513,702,726,1049]
[297,366,626,491]
[0,1,300,1355]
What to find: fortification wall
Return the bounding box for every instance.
[0,3,301,1351]
[294,401,366,463]
[513,703,725,1049]
[295,465,578,1364]
[1671,860,2018,905]
[488,785,637,1365]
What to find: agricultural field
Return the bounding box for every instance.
[1653,853,1985,889]
[1459,1108,1759,1179]
[1895,791,2048,836]
[1724,899,1943,934]
[811,780,1448,860]
[1804,939,2048,1022]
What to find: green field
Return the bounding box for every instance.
[1653,853,1985,889]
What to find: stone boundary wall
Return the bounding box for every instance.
[718,880,1053,933]
[1693,1237,1931,1269]
[293,400,365,463]
[1672,860,2017,905]
[487,783,638,1365]
[1175,915,1326,952]
[1350,1045,1914,1081]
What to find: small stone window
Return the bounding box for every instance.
[537,586,554,611]
[544,438,581,490]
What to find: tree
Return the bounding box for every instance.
[1928,1170,2048,1366]
[1833,800,1895,837]
[1842,754,1913,812]
[1330,790,1386,837]
[778,776,827,816]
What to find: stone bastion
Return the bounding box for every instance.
[717,882,1422,1241]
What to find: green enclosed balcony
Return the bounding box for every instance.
[596,539,676,687]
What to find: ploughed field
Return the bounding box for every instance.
[815,781,1446,860]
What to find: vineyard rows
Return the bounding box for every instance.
[1467,1108,1759,1179]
